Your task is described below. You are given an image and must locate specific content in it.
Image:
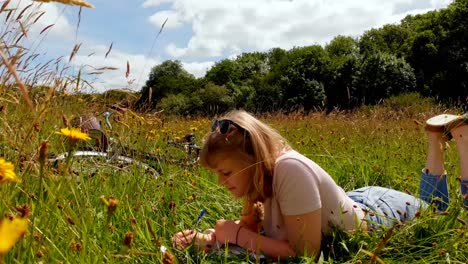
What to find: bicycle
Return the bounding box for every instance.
[49,111,163,178]
[166,132,202,164]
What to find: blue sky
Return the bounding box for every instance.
[2,0,452,93]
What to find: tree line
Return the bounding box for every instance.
[135,0,467,115]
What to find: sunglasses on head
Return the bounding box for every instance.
[211,119,244,135]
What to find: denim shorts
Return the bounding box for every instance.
[346,186,428,230]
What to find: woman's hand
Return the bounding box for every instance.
[214,219,240,244]
[171,229,216,251]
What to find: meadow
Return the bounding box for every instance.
[0,91,467,263]
[0,1,467,263]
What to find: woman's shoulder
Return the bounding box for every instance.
[274,149,330,179]
[276,149,311,164]
[274,149,317,173]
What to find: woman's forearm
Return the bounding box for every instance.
[235,226,295,259]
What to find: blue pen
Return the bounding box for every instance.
[194,208,206,230]
[189,209,206,247]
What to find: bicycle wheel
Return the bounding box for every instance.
[50,151,160,178]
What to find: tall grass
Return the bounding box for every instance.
[1,2,467,263]
[1,91,466,263]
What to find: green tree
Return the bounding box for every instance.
[226,81,255,109]
[158,94,190,115]
[194,82,234,114]
[248,76,283,112]
[354,52,416,105]
[267,48,288,70]
[272,45,328,111]
[405,0,468,105]
[136,60,196,109]
[235,52,269,81]
[205,59,242,86]
[359,24,412,57]
[324,36,361,111]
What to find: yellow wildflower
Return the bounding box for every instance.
[0,217,28,255]
[0,158,17,183]
[100,195,119,214]
[33,0,94,8]
[56,128,91,142]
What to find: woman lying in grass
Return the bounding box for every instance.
[172,110,468,259]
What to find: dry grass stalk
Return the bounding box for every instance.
[15,33,26,45]
[5,9,13,21]
[33,11,45,23]
[40,24,55,34]
[16,3,33,20]
[105,42,113,58]
[0,49,34,109]
[88,71,103,75]
[125,61,130,79]
[18,20,28,35]
[95,66,118,70]
[69,43,82,62]
[77,4,82,30]
[33,0,94,9]
[148,86,152,103]
[0,0,11,13]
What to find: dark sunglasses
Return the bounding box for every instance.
[211,119,244,134]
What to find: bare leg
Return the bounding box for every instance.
[424,131,446,175]
[450,124,468,209]
[451,125,468,181]
[420,130,449,211]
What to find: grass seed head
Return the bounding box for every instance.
[168,201,176,210]
[16,204,31,218]
[66,215,75,225]
[124,231,134,247]
[38,140,49,165]
[162,250,176,264]
[70,239,82,253]
[62,114,70,127]
[33,0,94,8]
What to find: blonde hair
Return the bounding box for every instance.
[200,110,291,206]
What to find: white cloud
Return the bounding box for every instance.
[144,0,453,60]
[165,43,187,58]
[142,0,173,8]
[2,1,160,93]
[2,0,75,41]
[2,0,454,93]
[430,0,452,9]
[182,61,215,78]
